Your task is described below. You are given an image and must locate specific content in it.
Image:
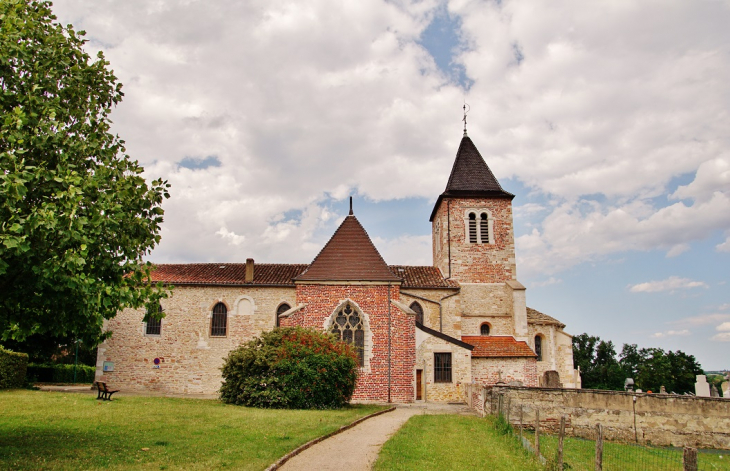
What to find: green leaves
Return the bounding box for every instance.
[0,0,171,346]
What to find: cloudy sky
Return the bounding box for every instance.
[52,0,730,370]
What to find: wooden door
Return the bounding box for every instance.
[416,369,423,400]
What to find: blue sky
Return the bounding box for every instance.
[52,0,730,370]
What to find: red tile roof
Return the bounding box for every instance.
[391,265,459,289]
[295,215,401,282]
[148,263,308,286]
[461,336,536,358]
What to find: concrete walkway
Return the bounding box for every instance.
[279,403,475,471]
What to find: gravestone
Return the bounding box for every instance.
[659,385,667,395]
[710,384,719,397]
[722,381,729,398]
[542,370,561,388]
[695,375,710,397]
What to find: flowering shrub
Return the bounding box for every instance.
[219,327,358,409]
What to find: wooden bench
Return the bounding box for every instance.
[96,381,120,401]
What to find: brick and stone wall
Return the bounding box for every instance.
[95,285,295,395]
[468,385,730,449]
[432,198,516,283]
[286,283,415,403]
[415,333,472,402]
[472,357,538,387]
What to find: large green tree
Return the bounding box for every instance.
[0,0,170,346]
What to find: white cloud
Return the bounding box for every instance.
[629,277,708,293]
[669,313,730,327]
[530,277,562,288]
[47,0,730,276]
[717,236,730,253]
[372,235,433,266]
[651,330,690,339]
[716,322,730,332]
[711,332,730,342]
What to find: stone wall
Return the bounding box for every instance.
[465,385,730,449]
[96,285,295,395]
[415,333,472,402]
[472,358,538,387]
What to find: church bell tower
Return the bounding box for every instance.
[430,132,517,284]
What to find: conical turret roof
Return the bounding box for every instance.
[430,134,514,221]
[295,214,401,282]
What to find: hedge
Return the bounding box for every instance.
[0,346,29,389]
[26,363,96,384]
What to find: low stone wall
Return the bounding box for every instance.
[464,384,730,449]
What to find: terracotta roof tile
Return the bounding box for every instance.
[461,336,536,358]
[527,307,565,327]
[295,215,400,282]
[390,265,459,289]
[149,263,307,286]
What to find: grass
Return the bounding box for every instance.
[526,430,730,471]
[373,414,543,471]
[0,389,385,470]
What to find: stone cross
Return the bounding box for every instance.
[695,375,710,397]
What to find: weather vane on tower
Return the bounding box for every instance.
[462,102,470,137]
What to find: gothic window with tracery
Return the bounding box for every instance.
[330,303,364,367]
[410,302,424,324]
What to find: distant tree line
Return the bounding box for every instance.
[572,333,704,394]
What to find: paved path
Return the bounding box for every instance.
[279,403,474,471]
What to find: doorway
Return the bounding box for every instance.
[416,369,423,400]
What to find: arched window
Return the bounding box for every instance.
[480,323,490,336]
[410,302,424,324]
[145,303,162,336]
[480,213,490,243]
[535,335,543,362]
[276,303,291,327]
[468,213,477,243]
[211,302,227,337]
[330,303,364,367]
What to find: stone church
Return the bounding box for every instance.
[95,132,580,402]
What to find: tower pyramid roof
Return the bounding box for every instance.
[430,135,514,221]
[295,214,401,282]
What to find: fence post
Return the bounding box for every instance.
[595,424,603,471]
[535,409,540,458]
[558,415,565,470]
[683,447,698,471]
[506,396,511,424]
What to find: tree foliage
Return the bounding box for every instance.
[220,327,359,409]
[573,333,704,394]
[0,0,170,346]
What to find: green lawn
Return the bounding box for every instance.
[529,431,730,471]
[374,414,543,471]
[0,389,384,470]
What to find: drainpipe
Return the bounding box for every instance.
[387,285,392,403]
[401,290,459,333]
[447,199,452,279]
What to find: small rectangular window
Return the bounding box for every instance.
[434,353,452,383]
